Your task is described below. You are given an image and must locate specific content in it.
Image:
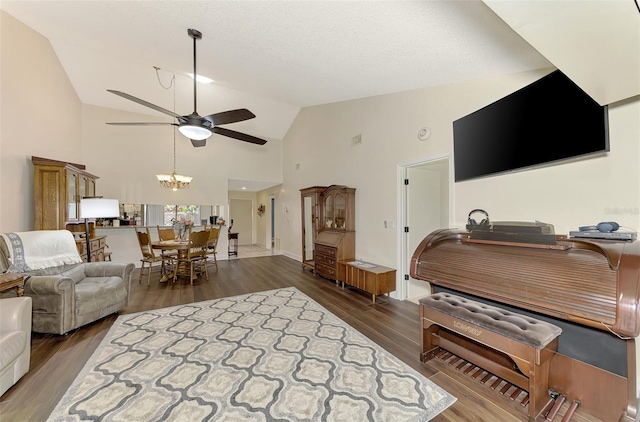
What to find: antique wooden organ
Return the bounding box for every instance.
[411,229,640,422]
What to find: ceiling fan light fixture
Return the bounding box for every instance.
[107,28,267,146]
[178,124,212,140]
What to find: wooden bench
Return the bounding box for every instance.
[419,292,562,419]
[337,260,396,303]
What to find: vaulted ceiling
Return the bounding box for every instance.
[2,0,637,147]
[1,0,552,143]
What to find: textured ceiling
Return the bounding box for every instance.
[485,0,640,106]
[0,0,553,142]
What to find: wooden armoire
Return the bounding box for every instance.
[311,185,356,281]
[32,156,108,262]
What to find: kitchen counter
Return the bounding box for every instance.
[95,224,224,230]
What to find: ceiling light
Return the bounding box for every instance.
[156,170,193,191]
[178,124,212,140]
[188,73,214,84]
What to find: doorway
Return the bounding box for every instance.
[229,198,253,245]
[399,156,450,302]
[270,196,275,249]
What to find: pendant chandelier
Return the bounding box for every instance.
[155,129,193,190]
[155,72,193,190]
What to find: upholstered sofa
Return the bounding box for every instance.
[0,296,31,396]
[0,230,134,335]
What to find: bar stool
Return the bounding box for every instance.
[228,232,238,257]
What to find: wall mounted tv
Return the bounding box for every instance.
[453,70,609,182]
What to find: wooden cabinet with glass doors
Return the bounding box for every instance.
[300,186,327,271]
[32,156,99,230]
[314,185,356,281]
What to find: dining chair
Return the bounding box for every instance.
[135,228,173,285]
[172,229,209,284]
[157,225,176,240]
[157,225,178,273]
[206,227,221,270]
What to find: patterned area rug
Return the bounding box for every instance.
[48,287,456,421]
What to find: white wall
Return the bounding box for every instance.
[80,104,283,207]
[231,198,253,245]
[0,11,82,232]
[228,192,255,245]
[2,9,639,271]
[229,186,283,248]
[278,71,640,269]
[256,185,283,251]
[454,98,640,235]
[2,6,639,404]
[0,10,285,236]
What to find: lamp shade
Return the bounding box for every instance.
[178,125,212,141]
[80,198,120,219]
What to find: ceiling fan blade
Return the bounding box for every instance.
[190,139,207,147]
[107,90,183,119]
[203,109,256,126]
[106,122,178,126]
[213,127,267,145]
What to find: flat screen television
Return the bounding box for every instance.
[453,70,609,182]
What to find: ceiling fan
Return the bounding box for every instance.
[106,28,267,147]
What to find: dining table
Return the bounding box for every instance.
[151,239,190,282]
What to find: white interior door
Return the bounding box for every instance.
[270,196,275,249]
[229,198,253,245]
[403,158,450,302]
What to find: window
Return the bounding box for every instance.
[164,205,201,226]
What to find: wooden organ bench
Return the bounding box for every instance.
[411,229,640,422]
[420,292,562,419]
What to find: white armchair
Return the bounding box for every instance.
[0,296,32,397]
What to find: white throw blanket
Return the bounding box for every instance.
[1,230,82,272]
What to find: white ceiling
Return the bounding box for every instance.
[484,0,640,106]
[2,1,636,147]
[228,179,281,193]
[1,0,554,143]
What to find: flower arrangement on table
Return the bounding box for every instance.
[171,217,194,240]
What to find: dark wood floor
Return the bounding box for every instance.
[0,255,600,421]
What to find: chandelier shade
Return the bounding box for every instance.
[156,170,193,191]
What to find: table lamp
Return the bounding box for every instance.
[79,197,119,262]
